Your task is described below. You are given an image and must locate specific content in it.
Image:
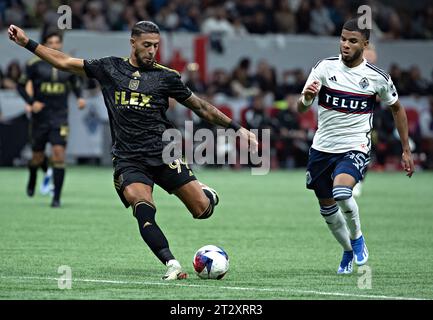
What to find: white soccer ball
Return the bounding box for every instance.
[192,245,229,280]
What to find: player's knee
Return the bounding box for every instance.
[192,198,213,219]
[31,153,45,166]
[52,150,65,163]
[333,185,354,212]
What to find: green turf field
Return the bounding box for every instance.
[0,167,432,300]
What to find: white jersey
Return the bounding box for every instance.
[303,55,398,154]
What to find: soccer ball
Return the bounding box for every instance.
[192,245,229,280]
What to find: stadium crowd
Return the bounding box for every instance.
[1,55,433,170]
[1,0,432,170]
[1,0,433,39]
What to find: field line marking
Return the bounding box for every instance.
[0,275,427,300]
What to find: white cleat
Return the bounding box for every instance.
[40,168,53,196]
[162,260,188,281]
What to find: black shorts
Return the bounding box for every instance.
[30,121,68,151]
[113,157,197,208]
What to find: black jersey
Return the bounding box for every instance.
[83,56,192,165]
[17,57,82,126]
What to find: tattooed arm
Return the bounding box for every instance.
[182,94,233,127]
[182,93,258,152]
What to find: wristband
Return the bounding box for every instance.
[24,39,39,53]
[228,120,241,131]
[301,95,314,107]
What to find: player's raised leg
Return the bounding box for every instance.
[51,145,66,208]
[27,151,45,197]
[122,182,187,280]
[174,180,219,219]
[333,173,368,266]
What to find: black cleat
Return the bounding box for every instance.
[27,187,35,197]
[51,199,61,208]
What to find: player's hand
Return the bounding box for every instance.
[239,127,259,154]
[32,101,45,113]
[8,25,29,47]
[303,80,321,101]
[77,98,86,110]
[402,150,414,178]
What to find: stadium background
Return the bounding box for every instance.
[0,0,433,301]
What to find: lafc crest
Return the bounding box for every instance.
[129,79,140,90]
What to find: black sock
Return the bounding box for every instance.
[198,189,215,219]
[27,163,38,191]
[40,156,49,173]
[134,200,175,265]
[53,165,65,201]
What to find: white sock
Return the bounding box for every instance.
[320,204,352,251]
[333,186,362,240]
[337,197,362,240]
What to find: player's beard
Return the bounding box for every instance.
[135,52,154,69]
[340,47,363,65]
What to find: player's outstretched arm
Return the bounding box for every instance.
[8,25,86,77]
[297,80,321,113]
[182,93,258,153]
[389,100,415,177]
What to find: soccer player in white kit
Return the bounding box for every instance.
[298,18,415,274]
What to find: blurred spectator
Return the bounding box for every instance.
[295,0,311,34]
[274,0,296,34]
[406,66,430,95]
[244,92,273,133]
[4,0,26,27]
[276,69,307,98]
[2,60,22,90]
[420,97,433,169]
[230,58,259,98]
[132,0,151,22]
[70,0,85,29]
[155,2,179,31]
[231,15,249,36]
[310,0,335,36]
[389,63,408,96]
[179,4,201,32]
[275,96,309,168]
[184,63,206,94]
[328,0,349,36]
[207,69,233,96]
[372,104,402,168]
[114,5,139,31]
[105,0,125,30]
[253,60,277,96]
[82,1,109,32]
[201,6,235,36]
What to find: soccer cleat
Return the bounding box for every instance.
[199,182,219,206]
[337,250,354,274]
[162,260,188,281]
[40,168,53,196]
[26,186,35,197]
[351,235,369,266]
[51,199,61,208]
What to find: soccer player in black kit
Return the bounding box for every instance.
[8,22,258,280]
[17,31,86,208]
